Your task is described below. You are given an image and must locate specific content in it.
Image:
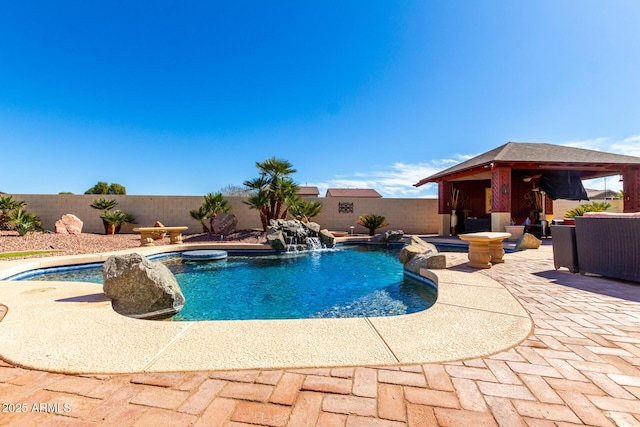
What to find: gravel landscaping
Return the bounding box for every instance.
[0,229,267,261]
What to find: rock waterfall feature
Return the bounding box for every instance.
[266,219,334,251]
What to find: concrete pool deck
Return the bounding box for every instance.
[0,243,532,374]
[1,241,640,425]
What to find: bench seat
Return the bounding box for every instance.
[133,226,188,246]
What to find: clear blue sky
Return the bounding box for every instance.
[2,1,639,197]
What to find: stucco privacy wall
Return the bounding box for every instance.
[552,199,623,219]
[8,194,440,235]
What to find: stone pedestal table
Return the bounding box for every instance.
[458,232,511,269]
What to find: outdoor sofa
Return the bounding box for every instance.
[573,212,640,283]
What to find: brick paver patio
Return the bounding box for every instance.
[1,245,639,426]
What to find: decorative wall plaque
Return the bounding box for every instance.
[338,202,354,213]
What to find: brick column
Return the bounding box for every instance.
[491,167,511,233]
[436,181,453,236]
[544,194,554,216]
[491,167,511,213]
[438,181,452,215]
[623,168,640,212]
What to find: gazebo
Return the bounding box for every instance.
[414,142,640,236]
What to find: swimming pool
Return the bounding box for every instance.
[14,245,437,320]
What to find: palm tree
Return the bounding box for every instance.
[288,199,323,222]
[189,205,211,233]
[243,176,271,231]
[244,158,300,230]
[202,192,231,233]
[275,178,300,219]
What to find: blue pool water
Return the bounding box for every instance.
[16,246,437,320]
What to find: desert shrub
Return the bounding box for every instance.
[7,208,41,236]
[357,213,389,236]
[564,201,611,218]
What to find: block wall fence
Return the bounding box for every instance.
[8,194,441,235]
[7,194,622,236]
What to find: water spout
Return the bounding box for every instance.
[306,237,324,251]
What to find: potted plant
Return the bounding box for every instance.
[450,187,460,235]
[91,198,119,234]
[100,210,135,235]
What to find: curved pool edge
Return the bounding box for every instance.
[0,244,533,374]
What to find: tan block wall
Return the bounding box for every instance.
[552,199,624,219]
[313,197,439,234]
[9,195,440,235]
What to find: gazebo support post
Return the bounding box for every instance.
[437,181,453,236]
[623,168,640,213]
[490,166,512,233]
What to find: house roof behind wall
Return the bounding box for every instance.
[325,188,382,198]
[586,188,621,199]
[297,186,320,197]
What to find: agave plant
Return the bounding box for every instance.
[357,213,389,236]
[8,208,41,236]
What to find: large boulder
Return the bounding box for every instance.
[102,253,185,320]
[266,229,287,250]
[405,252,447,273]
[370,230,404,244]
[319,229,336,247]
[54,214,83,235]
[213,212,238,235]
[399,236,438,265]
[518,233,542,250]
[302,221,321,235]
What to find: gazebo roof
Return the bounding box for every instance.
[414,142,640,186]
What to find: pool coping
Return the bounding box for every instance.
[0,243,533,374]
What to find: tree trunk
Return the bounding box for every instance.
[260,212,268,231]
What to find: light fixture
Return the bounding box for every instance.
[501,184,509,194]
[619,174,624,182]
[522,175,532,183]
